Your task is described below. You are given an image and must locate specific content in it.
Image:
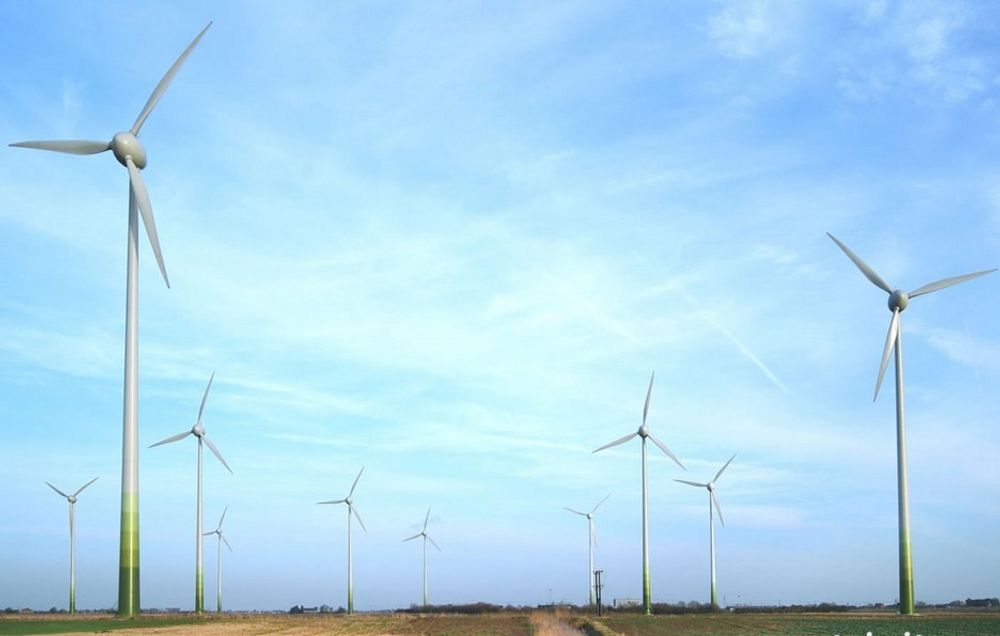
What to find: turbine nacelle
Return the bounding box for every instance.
[67,495,78,504]
[638,425,649,438]
[111,132,147,169]
[888,290,909,313]
[193,422,206,438]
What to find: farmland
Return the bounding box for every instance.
[3,610,1000,635]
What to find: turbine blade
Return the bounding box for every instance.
[427,536,441,551]
[126,157,170,288]
[908,269,997,299]
[46,482,69,498]
[827,233,893,293]
[649,433,685,470]
[563,507,587,517]
[642,371,655,426]
[73,476,100,497]
[197,372,215,426]
[403,533,421,542]
[131,22,213,135]
[218,506,227,530]
[351,505,367,533]
[348,466,364,498]
[203,530,215,536]
[712,454,737,485]
[590,492,612,515]
[222,535,233,552]
[9,139,109,155]
[874,310,900,402]
[592,431,638,454]
[149,429,191,448]
[202,435,232,474]
[674,479,707,488]
[423,507,431,532]
[712,491,725,527]
[317,499,346,505]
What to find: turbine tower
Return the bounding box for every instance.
[828,232,995,615]
[563,493,610,606]
[593,371,685,615]
[318,467,367,614]
[150,371,232,613]
[203,507,232,614]
[403,507,440,609]
[675,454,735,609]
[10,23,211,617]
[46,477,99,614]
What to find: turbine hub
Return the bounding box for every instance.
[68,496,77,504]
[888,289,909,312]
[707,483,714,492]
[111,131,147,169]
[638,425,649,438]
[193,422,205,438]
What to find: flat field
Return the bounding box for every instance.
[2,610,999,636]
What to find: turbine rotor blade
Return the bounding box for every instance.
[592,431,638,454]
[73,476,100,497]
[591,492,612,515]
[126,157,170,288]
[427,535,441,551]
[9,139,110,155]
[351,504,367,533]
[642,371,655,426]
[317,499,346,505]
[222,535,233,552]
[712,454,737,485]
[348,466,364,498]
[563,507,587,517]
[649,433,685,470]
[908,269,997,299]
[674,479,707,488]
[197,372,215,426]
[874,309,900,402]
[149,430,191,448]
[202,435,232,474]
[46,482,69,498]
[203,530,215,536]
[403,533,421,542]
[218,506,227,530]
[712,491,725,527]
[131,22,213,135]
[827,233,893,293]
[423,507,431,532]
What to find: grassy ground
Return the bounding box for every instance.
[0,615,200,635]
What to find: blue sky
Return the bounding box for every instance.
[1,0,999,612]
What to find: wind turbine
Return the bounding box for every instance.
[46,477,99,614]
[10,23,212,617]
[317,467,367,614]
[828,232,995,615]
[403,507,440,608]
[563,493,611,606]
[150,371,232,613]
[203,507,232,614]
[593,371,685,615]
[675,454,735,609]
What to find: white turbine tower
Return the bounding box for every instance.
[828,232,995,615]
[318,467,367,614]
[593,371,685,615]
[203,507,232,614]
[150,372,232,613]
[563,493,611,606]
[675,454,735,609]
[46,477,99,614]
[10,23,211,617]
[403,507,440,609]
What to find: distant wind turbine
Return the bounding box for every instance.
[10,22,212,617]
[150,372,232,613]
[46,477,99,614]
[593,371,685,615]
[403,507,440,608]
[828,232,995,615]
[203,507,232,614]
[318,467,367,614]
[675,454,735,609]
[563,493,611,606]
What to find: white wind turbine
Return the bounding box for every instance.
[828,233,995,615]
[203,507,232,614]
[318,467,367,614]
[403,507,440,608]
[563,493,611,606]
[46,477,99,614]
[150,372,232,613]
[10,23,211,617]
[675,454,735,609]
[593,371,685,615]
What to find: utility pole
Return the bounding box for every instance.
[594,569,604,617]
